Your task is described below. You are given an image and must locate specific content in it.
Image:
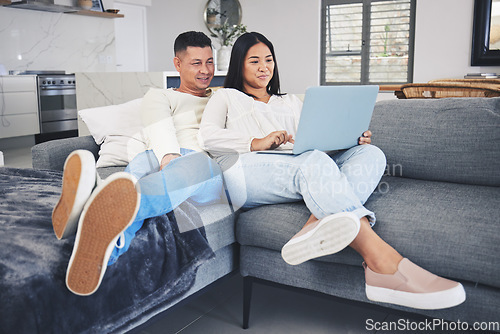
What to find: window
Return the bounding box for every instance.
[321,0,416,85]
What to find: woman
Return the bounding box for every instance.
[198,32,465,310]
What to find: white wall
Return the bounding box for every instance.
[413,0,500,82]
[146,1,208,72]
[144,0,497,92]
[240,0,321,94]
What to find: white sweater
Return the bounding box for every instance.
[198,88,303,157]
[141,88,212,163]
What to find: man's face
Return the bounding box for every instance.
[174,46,214,97]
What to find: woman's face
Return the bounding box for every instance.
[242,42,274,93]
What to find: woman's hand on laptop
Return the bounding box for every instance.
[358,130,372,145]
[251,130,294,151]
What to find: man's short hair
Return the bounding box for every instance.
[174,31,212,56]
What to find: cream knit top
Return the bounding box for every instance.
[141,88,212,163]
[198,88,303,157]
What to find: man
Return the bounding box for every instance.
[52,31,223,296]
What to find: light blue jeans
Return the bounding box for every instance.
[108,149,224,265]
[217,145,386,224]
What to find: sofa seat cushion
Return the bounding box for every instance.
[236,176,500,288]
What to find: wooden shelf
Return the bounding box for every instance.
[0,2,123,18]
[69,10,124,18]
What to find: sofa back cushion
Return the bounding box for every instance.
[370,97,500,186]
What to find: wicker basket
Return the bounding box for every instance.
[429,78,500,86]
[400,82,500,99]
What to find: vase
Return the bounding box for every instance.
[78,0,92,10]
[207,14,216,25]
[217,46,231,72]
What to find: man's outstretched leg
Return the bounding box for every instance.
[107,149,223,265]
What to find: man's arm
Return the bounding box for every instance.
[141,88,181,166]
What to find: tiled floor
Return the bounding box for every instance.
[1,145,466,334]
[136,274,444,334]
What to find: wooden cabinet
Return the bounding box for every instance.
[0,76,40,139]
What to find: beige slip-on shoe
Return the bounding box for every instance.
[65,172,140,296]
[52,150,96,240]
[281,212,360,265]
[364,258,466,310]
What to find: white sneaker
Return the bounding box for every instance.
[52,150,96,240]
[281,212,360,265]
[65,172,140,296]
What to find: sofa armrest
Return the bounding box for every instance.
[31,136,99,171]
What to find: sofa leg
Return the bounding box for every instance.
[242,276,253,329]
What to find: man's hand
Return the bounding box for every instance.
[358,130,372,145]
[251,130,294,151]
[160,153,181,170]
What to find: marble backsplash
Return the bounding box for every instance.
[0,6,116,74]
[76,72,167,136]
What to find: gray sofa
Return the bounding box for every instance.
[32,97,500,330]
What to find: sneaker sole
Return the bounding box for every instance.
[365,283,466,310]
[66,173,140,296]
[281,212,360,266]
[52,150,96,240]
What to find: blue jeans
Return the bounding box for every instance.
[217,145,386,224]
[108,149,224,265]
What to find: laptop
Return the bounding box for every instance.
[257,85,379,155]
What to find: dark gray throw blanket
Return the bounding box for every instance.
[0,167,214,334]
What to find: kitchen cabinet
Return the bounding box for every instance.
[0,76,40,139]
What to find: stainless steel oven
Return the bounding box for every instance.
[17,70,78,143]
[37,73,77,134]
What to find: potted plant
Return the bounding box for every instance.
[212,22,247,47]
[211,23,247,71]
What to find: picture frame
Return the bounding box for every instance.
[90,0,104,12]
[471,0,500,66]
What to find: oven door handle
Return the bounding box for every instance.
[39,88,76,96]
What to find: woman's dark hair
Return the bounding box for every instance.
[224,32,284,96]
